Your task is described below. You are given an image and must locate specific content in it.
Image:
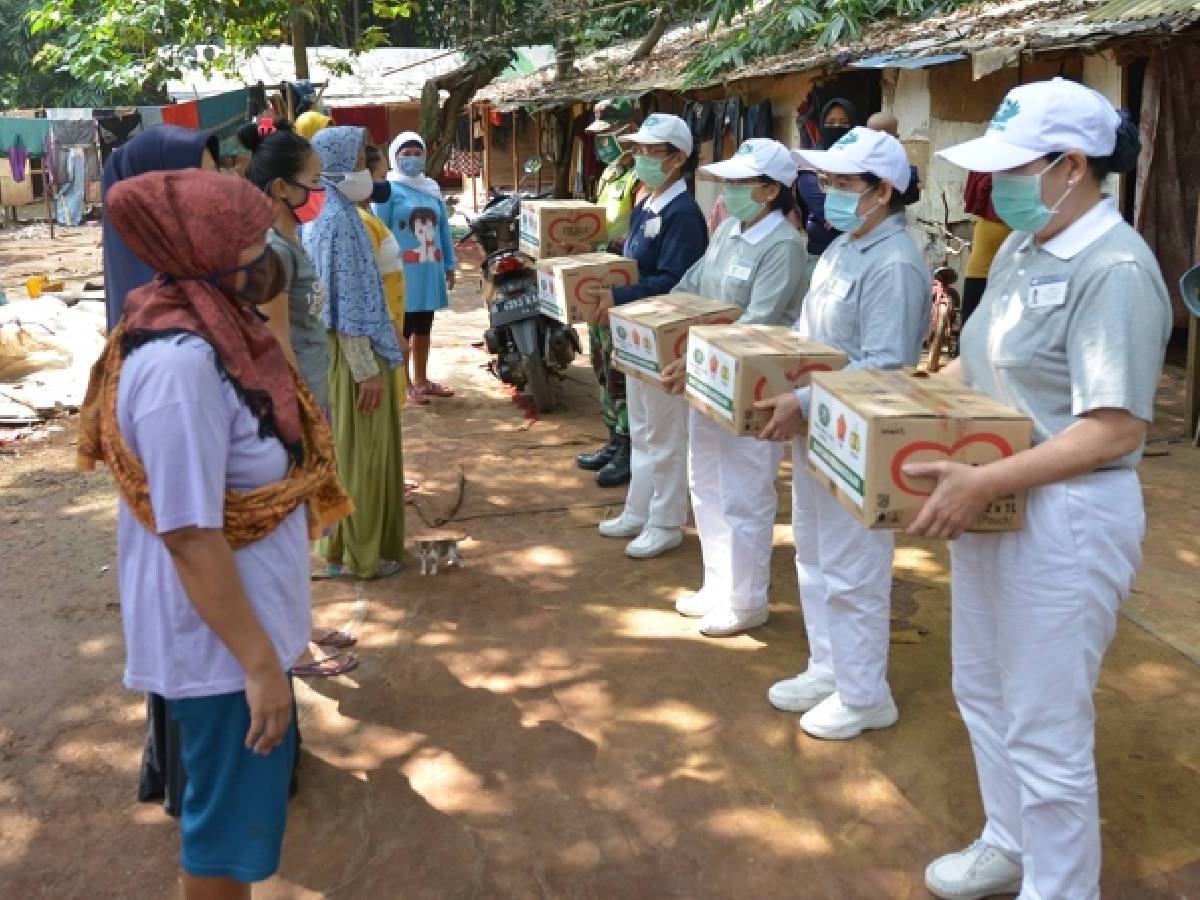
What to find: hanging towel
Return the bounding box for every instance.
[9,137,28,182]
[0,117,51,155]
[160,102,200,130]
[138,106,164,128]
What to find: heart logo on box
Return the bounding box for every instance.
[573,270,633,305]
[549,212,604,243]
[891,433,1015,497]
[672,319,735,359]
[752,363,835,401]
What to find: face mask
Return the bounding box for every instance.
[724,184,767,223]
[821,125,851,150]
[284,180,325,224]
[329,168,374,202]
[991,156,1076,234]
[207,248,286,305]
[634,154,672,190]
[595,136,622,165]
[824,186,880,233]
[399,155,426,177]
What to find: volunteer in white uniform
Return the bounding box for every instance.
[589,114,709,559]
[662,139,809,637]
[756,128,930,740]
[906,79,1170,900]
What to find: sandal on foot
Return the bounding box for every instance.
[291,653,360,678]
[406,386,431,405]
[369,559,404,580]
[421,381,455,398]
[313,628,357,650]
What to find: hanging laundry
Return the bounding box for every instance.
[138,106,165,128]
[0,117,51,155]
[744,100,774,139]
[57,147,87,226]
[197,89,249,136]
[9,137,28,182]
[161,101,200,130]
[330,105,389,145]
[46,108,94,121]
[96,111,143,162]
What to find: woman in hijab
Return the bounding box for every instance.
[100,124,221,817]
[101,125,220,331]
[794,98,859,266]
[79,169,350,899]
[304,126,407,579]
[374,131,458,404]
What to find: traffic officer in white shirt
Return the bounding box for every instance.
[662,139,809,637]
[756,128,930,740]
[908,79,1170,900]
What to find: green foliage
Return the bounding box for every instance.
[686,0,962,85]
[0,0,113,107]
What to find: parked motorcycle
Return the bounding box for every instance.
[480,248,581,413]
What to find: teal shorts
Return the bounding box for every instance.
[167,691,296,883]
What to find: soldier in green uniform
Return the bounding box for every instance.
[575,99,641,487]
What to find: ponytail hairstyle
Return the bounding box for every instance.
[1091,110,1141,178]
[236,120,314,193]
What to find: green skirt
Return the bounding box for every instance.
[318,334,406,577]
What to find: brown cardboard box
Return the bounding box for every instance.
[685,325,848,436]
[535,254,640,325]
[806,369,1033,531]
[519,200,607,258]
[610,294,742,387]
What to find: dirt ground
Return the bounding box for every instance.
[2,233,1200,898]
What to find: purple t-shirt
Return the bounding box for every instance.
[116,335,310,699]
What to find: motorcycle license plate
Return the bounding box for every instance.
[494,294,539,316]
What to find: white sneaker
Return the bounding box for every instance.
[699,606,768,637]
[800,693,898,740]
[598,511,646,539]
[625,526,683,559]
[768,671,836,713]
[925,840,1023,899]
[675,590,717,618]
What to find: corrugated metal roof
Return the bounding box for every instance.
[1087,0,1200,20]
[476,0,1200,109]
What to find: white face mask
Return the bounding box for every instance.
[329,168,374,202]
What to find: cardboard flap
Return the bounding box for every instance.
[690,324,844,359]
[811,369,1030,421]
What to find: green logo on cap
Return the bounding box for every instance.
[736,143,754,156]
[834,131,859,148]
[990,98,1020,132]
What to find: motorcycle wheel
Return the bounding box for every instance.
[523,347,556,414]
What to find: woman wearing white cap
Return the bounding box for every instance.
[587,114,709,560]
[756,127,930,740]
[904,78,1169,899]
[662,138,809,637]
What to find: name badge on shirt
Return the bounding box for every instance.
[1027,275,1069,309]
[728,262,753,281]
[643,217,662,239]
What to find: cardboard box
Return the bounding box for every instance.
[685,325,848,436]
[610,294,742,386]
[806,369,1033,531]
[519,200,607,258]
[535,253,640,325]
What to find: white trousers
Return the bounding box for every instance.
[624,377,690,528]
[688,409,786,611]
[951,469,1144,900]
[791,440,896,707]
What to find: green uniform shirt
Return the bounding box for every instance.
[596,162,638,244]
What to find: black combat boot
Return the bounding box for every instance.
[576,430,620,471]
[596,435,632,487]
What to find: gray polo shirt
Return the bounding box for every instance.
[793,212,931,369]
[960,197,1171,468]
[673,211,808,325]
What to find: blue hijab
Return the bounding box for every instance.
[303,127,403,369]
[101,126,218,331]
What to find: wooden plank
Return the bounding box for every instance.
[1188,202,1200,443]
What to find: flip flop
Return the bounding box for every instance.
[422,381,455,398]
[291,653,360,678]
[313,628,357,650]
[406,386,431,406]
[370,559,404,580]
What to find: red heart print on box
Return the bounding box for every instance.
[672,318,735,360]
[549,212,604,244]
[752,362,835,401]
[574,270,633,305]
[890,433,1015,497]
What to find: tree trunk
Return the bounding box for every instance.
[290,4,309,80]
[631,8,673,62]
[419,52,512,180]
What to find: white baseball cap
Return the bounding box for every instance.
[938,78,1121,173]
[702,138,798,185]
[792,127,912,192]
[620,113,694,156]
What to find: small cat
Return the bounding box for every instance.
[417,539,464,575]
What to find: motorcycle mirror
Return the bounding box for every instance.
[523,157,543,175]
[1182,264,1200,319]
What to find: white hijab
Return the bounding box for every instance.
[388,131,443,199]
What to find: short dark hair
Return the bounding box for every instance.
[860,173,909,212]
[758,176,797,216]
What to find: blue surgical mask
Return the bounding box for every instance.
[991,156,1076,234]
[824,186,876,233]
[399,155,426,177]
[724,184,766,223]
